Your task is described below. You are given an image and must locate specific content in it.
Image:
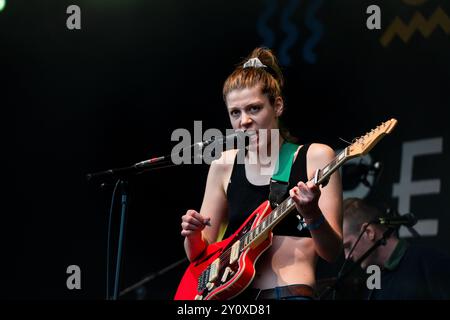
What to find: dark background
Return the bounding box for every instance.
[3,0,450,299]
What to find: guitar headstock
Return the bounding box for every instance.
[346,118,398,159]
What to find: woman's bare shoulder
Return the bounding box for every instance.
[304,143,336,177]
[307,143,335,161]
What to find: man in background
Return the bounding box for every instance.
[342,198,450,300]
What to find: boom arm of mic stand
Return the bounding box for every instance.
[86,157,175,183]
[86,141,213,184]
[119,257,188,297]
[86,132,252,183]
[406,226,421,238]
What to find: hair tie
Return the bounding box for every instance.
[243,57,267,69]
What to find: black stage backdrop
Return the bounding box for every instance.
[3,0,450,299]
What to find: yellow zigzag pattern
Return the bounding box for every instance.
[380,7,450,47]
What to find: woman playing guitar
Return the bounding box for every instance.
[180,47,343,300]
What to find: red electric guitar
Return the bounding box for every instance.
[174,119,398,300]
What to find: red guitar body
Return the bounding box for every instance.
[174,201,273,300]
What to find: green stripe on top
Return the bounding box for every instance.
[272,142,299,183]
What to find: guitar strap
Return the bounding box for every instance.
[269,141,299,208]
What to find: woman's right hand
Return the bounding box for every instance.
[181,209,211,237]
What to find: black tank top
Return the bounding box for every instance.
[225,144,312,239]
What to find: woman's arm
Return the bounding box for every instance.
[181,153,232,262]
[290,143,343,262]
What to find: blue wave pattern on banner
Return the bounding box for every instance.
[303,0,323,64]
[257,0,324,65]
[257,0,278,48]
[279,0,300,65]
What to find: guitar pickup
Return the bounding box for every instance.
[229,241,240,264]
[221,267,233,283]
[208,258,220,282]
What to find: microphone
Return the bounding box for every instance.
[372,213,418,227]
[134,130,255,169]
[199,130,255,149]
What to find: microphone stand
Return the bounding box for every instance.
[88,147,204,300]
[87,133,249,300]
[318,227,396,300]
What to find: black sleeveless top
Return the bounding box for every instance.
[225,144,312,239]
